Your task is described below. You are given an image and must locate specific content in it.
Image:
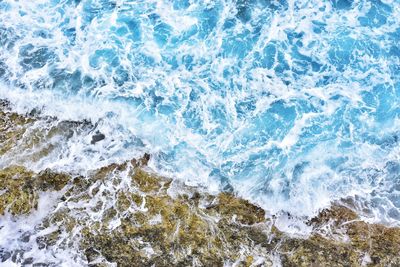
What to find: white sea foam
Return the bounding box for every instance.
[0,0,399,235]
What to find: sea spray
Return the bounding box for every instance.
[0,0,399,233]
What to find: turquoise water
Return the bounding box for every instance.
[0,0,400,221]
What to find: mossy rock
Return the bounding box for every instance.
[235,204,400,266]
[74,162,273,266]
[206,192,266,225]
[0,108,35,155]
[131,168,166,193]
[0,166,38,215]
[36,169,70,191]
[0,166,70,216]
[279,234,360,266]
[67,163,400,266]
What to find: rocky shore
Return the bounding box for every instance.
[1,100,400,266]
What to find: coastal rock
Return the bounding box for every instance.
[0,101,35,156]
[0,166,70,216]
[1,161,400,266]
[1,103,400,266]
[91,131,105,144]
[0,166,37,216]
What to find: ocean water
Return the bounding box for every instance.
[0,0,400,227]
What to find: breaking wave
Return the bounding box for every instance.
[1,0,400,223]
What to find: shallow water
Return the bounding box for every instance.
[0,0,400,224]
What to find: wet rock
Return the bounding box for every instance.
[72,162,272,266]
[281,204,400,266]
[0,102,94,163]
[91,131,105,144]
[0,166,70,216]
[0,105,35,156]
[22,257,34,265]
[0,249,11,262]
[1,159,400,266]
[32,263,50,267]
[36,229,61,250]
[131,168,167,193]
[0,166,38,215]
[76,165,400,266]
[138,153,151,166]
[207,192,265,225]
[10,249,24,263]
[36,169,70,191]
[19,232,31,243]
